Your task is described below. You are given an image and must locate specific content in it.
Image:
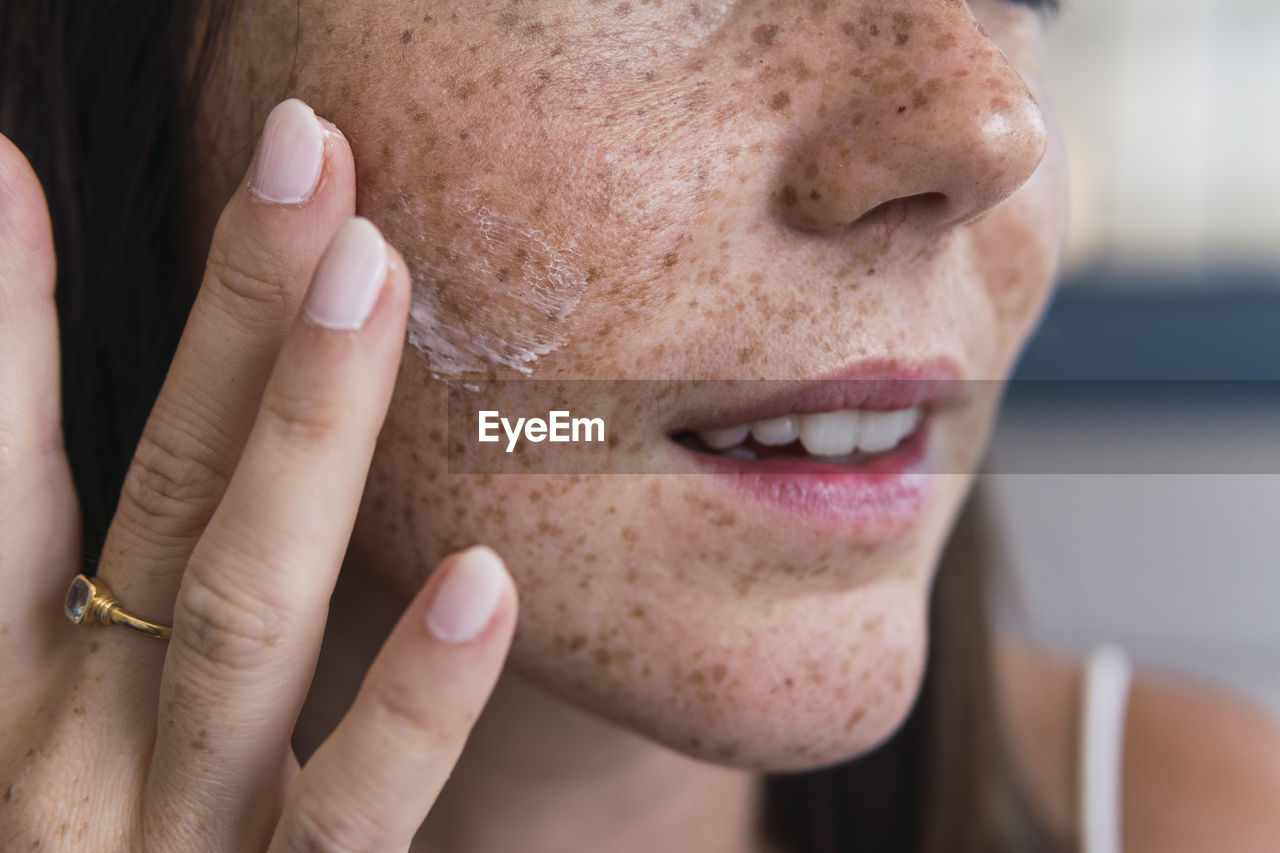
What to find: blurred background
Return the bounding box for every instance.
[989,0,1280,711]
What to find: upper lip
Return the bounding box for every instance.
[670,357,965,433]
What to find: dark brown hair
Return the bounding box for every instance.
[1,3,1063,850]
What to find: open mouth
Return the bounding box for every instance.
[659,364,961,526]
[671,406,923,465]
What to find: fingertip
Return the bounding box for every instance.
[0,133,56,287]
[302,217,388,331]
[248,98,326,206]
[383,239,412,305]
[424,545,515,645]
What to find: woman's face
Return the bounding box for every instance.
[204,0,1065,770]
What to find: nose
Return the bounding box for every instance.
[770,8,1049,236]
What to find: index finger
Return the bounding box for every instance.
[0,132,79,650]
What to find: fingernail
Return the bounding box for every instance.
[426,546,508,644]
[304,218,388,330]
[250,99,325,204]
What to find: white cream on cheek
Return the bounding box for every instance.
[386,197,590,377]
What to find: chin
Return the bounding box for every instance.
[501,546,935,772]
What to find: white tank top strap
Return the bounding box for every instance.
[1078,643,1134,853]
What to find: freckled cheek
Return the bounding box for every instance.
[969,150,1066,368]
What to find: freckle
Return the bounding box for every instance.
[614,2,632,15]
[869,23,880,37]
[568,634,587,651]
[954,68,970,77]
[770,90,791,111]
[629,605,646,619]
[784,677,794,688]
[897,105,908,114]
[711,663,728,683]
[752,24,780,47]
[781,185,799,207]
[593,648,613,666]
[867,267,876,275]
[809,190,822,201]
[662,251,680,269]
[400,29,413,44]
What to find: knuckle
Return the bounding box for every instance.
[119,423,226,537]
[365,677,451,740]
[259,381,347,449]
[281,799,380,853]
[171,561,292,673]
[204,238,295,324]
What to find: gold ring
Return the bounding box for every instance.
[64,574,172,639]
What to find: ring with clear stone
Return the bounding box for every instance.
[63,574,172,640]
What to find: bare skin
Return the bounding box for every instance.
[202,3,1059,845]
[998,642,1280,853]
[2,1,1280,845]
[197,0,1062,761]
[0,108,521,851]
[200,0,1065,850]
[28,1,1280,852]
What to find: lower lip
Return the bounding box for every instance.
[676,421,935,528]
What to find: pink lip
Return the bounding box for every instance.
[676,417,935,528]
[671,358,961,529]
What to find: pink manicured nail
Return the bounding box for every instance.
[426,546,508,644]
[250,99,325,204]
[303,218,388,330]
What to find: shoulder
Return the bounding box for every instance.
[1120,660,1280,852]
[995,637,1280,853]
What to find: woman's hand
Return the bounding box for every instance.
[0,99,518,852]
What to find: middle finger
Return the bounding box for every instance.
[144,219,409,850]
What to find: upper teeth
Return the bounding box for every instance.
[697,407,921,457]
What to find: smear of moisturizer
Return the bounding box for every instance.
[392,198,589,377]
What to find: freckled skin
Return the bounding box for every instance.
[198,0,1066,771]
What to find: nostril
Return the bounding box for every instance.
[850,192,948,238]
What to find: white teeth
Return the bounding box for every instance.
[699,424,750,450]
[695,406,922,458]
[798,410,861,456]
[900,406,922,435]
[750,415,799,446]
[856,410,907,454]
